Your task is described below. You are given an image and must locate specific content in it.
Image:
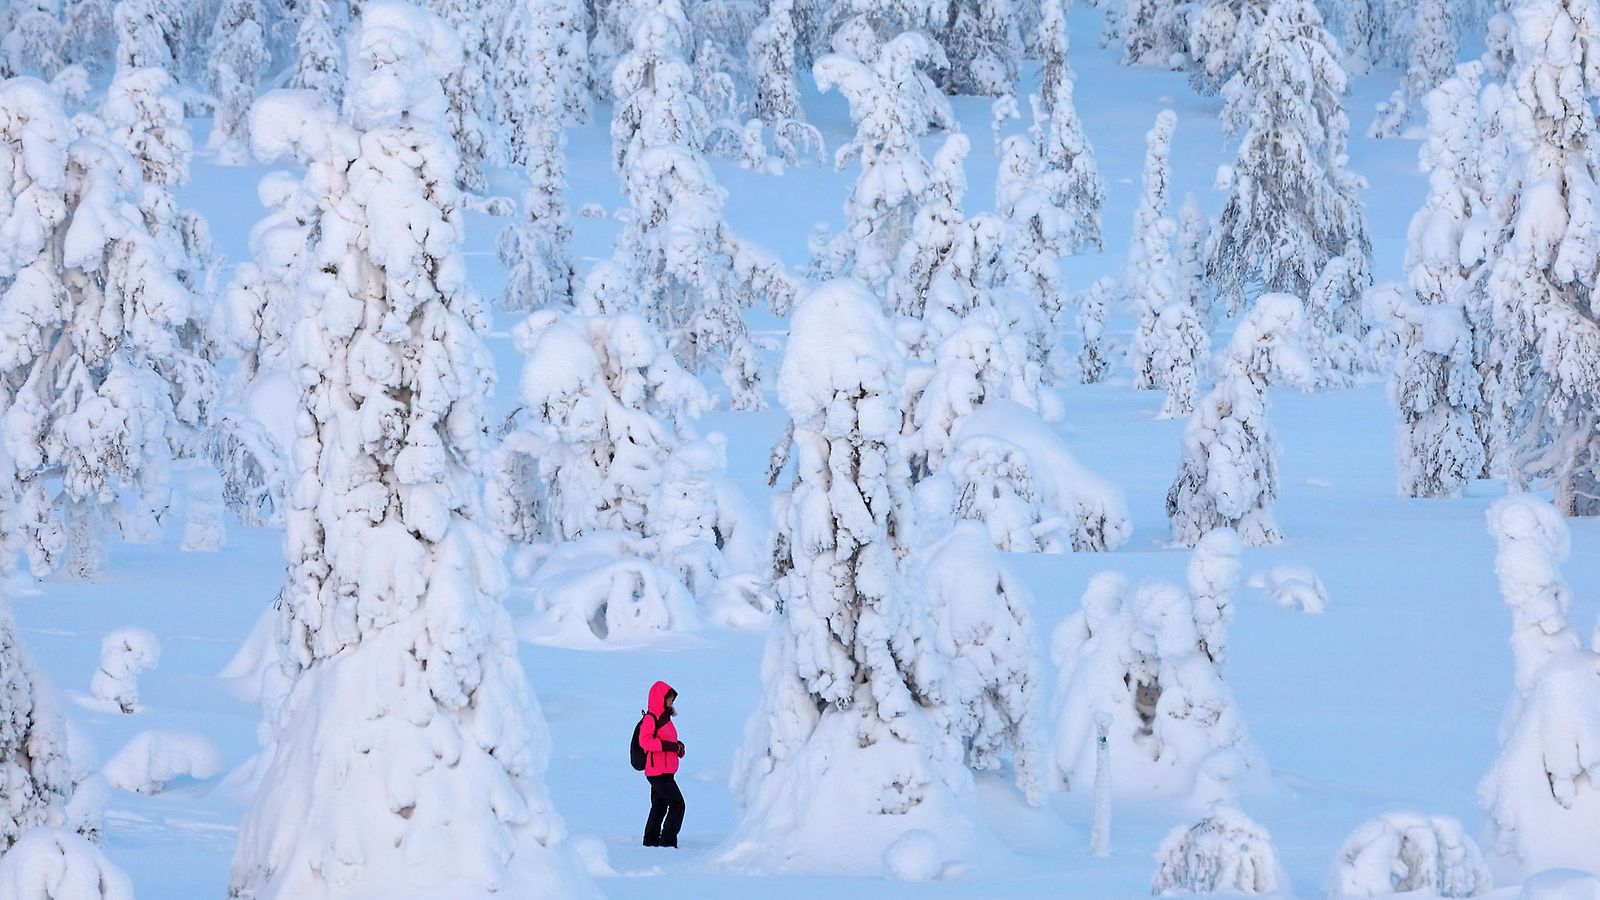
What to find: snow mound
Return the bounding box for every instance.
[1152,806,1284,895]
[568,835,616,877]
[523,533,700,646]
[103,730,222,794]
[1327,812,1491,897]
[1249,565,1329,613]
[883,829,943,882]
[0,828,134,900]
[1522,871,1600,900]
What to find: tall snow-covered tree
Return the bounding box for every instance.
[996,104,1076,382]
[0,77,216,578]
[938,0,1019,95]
[497,0,588,166]
[1207,0,1369,329]
[1176,192,1211,318]
[749,0,823,163]
[1124,0,1189,66]
[726,279,980,871]
[1167,294,1312,546]
[1371,0,1457,138]
[61,0,117,73]
[426,0,504,190]
[111,0,179,73]
[1478,494,1600,874]
[1038,78,1104,253]
[1383,293,1485,499]
[1477,0,1600,515]
[1077,276,1115,384]
[1187,0,1268,95]
[206,0,271,164]
[226,5,597,896]
[287,0,341,102]
[811,31,955,288]
[1036,0,1072,112]
[1,0,65,79]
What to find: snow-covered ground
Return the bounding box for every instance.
[9,7,1589,898]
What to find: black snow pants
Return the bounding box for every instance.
[643,773,685,847]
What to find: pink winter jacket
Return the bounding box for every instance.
[639,680,681,777]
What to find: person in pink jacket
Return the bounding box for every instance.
[638,680,686,847]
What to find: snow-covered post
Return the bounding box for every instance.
[226,5,597,896]
[1091,711,1111,857]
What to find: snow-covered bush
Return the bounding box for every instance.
[1151,806,1284,895]
[1051,558,1263,799]
[89,628,159,714]
[918,522,1044,802]
[520,534,702,645]
[1326,812,1492,898]
[1207,0,1369,321]
[883,829,944,881]
[1168,294,1312,547]
[724,280,982,873]
[1478,494,1600,875]
[102,729,221,794]
[0,77,217,577]
[206,0,271,165]
[0,828,133,900]
[0,597,80,852]
[227,5,597,896]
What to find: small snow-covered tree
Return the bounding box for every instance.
[1051,562,1262,797]
[939,0,1018,95]
[1152,807,1284,895]
[206,0,271,164]
[498,128,574,314]
[1038,77,1104,253]
[2,0,65,80]
[749,0,823,163]
[0,77,217,577]
[1187,527,1241,665]
[1369,0,1456,138]
[287,0,341,102]
[226,5,596,896]
[1124,0,1189,66]
[996,127,1071,381]
[1477,0,1600,515]
[918,521,1043,802]
[89,627,160,713]
[1167,294,1312,547]
[726,280,978,872]
[1036,0,1072,111]
[498,0,588,166]
[811,31,955,287]
[1207,0,1368,319]
[111,0,178,74]
[0,596,81,853]
[1385,293,1485,498]
[426,0,503,190]
[1177,193,1211,318]
[1477,494,1600,875]
[1187,0,1268,95]
[1326,812,1492,898]
[1077,276,1114,384]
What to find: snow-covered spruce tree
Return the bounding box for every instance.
[1077,276,1115,384]
[0,594,81,852]
[1340,0,1381,74]
[1326,812,1492,898]
[498,0,588,167]
[287,0,341,102]
[1369,0,1456,139]
[1177,192,1211,319]
[1188,526,1242,666]
[1037,78,1104,254]
[748,0,824,163]
[111,0,179,73]
[1207,0,1369,328]
[1036,0,1072,113]
[1,0,65,80]
[1478,0,1600,515]
[938,0,1019,96]
[1051,564,1262,798]
[0,77,216,577]
[1124,0,1189,66]
[1478,494,1600,875]
[725,280,981,872]
[61,0,116,73]
[811,31,955,288]
[996,128,1072,382]
[426,0,503,191]
[206,0,271,165]
[1385,290,1485,499]
[1152,807,1284,894]
[604,3,795,410]
[226,5,596,896]
[498,127,574,314]
[1186,0,1268,95]
[917,521,1044,803]
[1168,294,1312,547]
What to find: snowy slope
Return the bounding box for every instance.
[7,7,1588,898]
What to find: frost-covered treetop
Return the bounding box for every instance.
[342,0,459,131]
[778,277,904,428]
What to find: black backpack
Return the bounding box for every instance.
[629,711,655,771]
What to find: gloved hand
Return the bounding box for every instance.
[676,741,686,758]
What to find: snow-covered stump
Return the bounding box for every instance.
[1478,494,1600,876]
[1167,294,1313,547]
[226,6,598,898]
[722,280,986,874]
[1151,807,1285,895]
[0,828,134,900]
[1326,812,1492,898]
[90,628,160,714]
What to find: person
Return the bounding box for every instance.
[639,680,686,847]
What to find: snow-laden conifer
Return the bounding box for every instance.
[1152,807,1284,894]
[61,0,116,73]
[498,0,588,166]
[1478,494,1600,874]
[0,595,81,852]
[287,0,341,102]
[1370,0,1457,138]
[226,6,596,896]
[1,0,65,80]
[1207,0,1368,322]
[1326,812,1492,898]
[1077,276,1115,384]
[1167,294,1312,547]
[425,0,503,190]
[206,0,270,164]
